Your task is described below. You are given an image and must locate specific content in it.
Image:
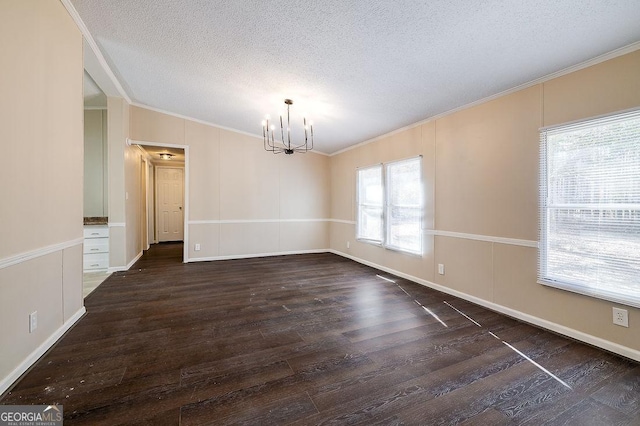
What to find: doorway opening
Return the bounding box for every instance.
[82,68,110,297]
[134,142,189,263]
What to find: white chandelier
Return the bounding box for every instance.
[262,99,314,154]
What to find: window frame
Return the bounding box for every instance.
[356,156,423,256]
[539,108,640,308]
[355,164,384,245]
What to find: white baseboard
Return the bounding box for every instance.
[187,248,328,263]
[108,250,143,273]
[0,307,86,396]
[327,249,640,362]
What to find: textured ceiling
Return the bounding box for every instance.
[72,0,640,154]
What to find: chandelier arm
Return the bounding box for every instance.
[263,119,270,152]
[264,118,281,153]
[264,135,275,152]
[265,141,282,153]
[269,127,277,149]
[292,141,308,151]
[293,132,311,151]
[287,103,291,150]
[292,122,309,151]
[263,126,268,152]
[279,115,285,151]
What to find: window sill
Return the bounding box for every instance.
[538,279,640,309]
[355,238,423,258]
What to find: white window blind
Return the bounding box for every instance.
[539,110,640,307]
[356,165,383,243]
[356,157,423,255]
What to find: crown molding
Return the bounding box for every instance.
[60,0,131,103]
[130,102,330,156]
[330,40,640,157]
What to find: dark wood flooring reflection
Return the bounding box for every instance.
[2,243,639,424]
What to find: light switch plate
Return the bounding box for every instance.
[29,311,37,333]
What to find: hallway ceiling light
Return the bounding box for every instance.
[262,99,313,155]
[159,153,173,160]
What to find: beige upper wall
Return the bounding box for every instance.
[108,98,127,224]
[543,50,640,127]
[130,106,185,145]
[124,104,146,263]
[435,85,541,240]
[186,120,220,221]
[0,0,84,259]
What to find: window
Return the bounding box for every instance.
[539,110,640,307]
[356,157,422,255]
[356,165,383,243]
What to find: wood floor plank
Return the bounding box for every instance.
[459,407,515,425]
[1,243,638,425]
[397,359,541,424]
[590,365,640,417]
[502,345,637,424]
[181,392,318,425]
[544,397,635,426]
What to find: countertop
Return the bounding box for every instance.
[84,217,108,226]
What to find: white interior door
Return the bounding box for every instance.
[156,167,184,242]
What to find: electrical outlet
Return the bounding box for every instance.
[347,241,350,249]
[194,243,201,251]
[613,307,629,327]
[29,311,37,333]
[438,264,445,275]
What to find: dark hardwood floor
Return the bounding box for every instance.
[2,243,639,425]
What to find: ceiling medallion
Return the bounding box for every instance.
[262,99,314,155]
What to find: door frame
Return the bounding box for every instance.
[141,156,148,251]
[147,161,155,247]
[128,139,189,263]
